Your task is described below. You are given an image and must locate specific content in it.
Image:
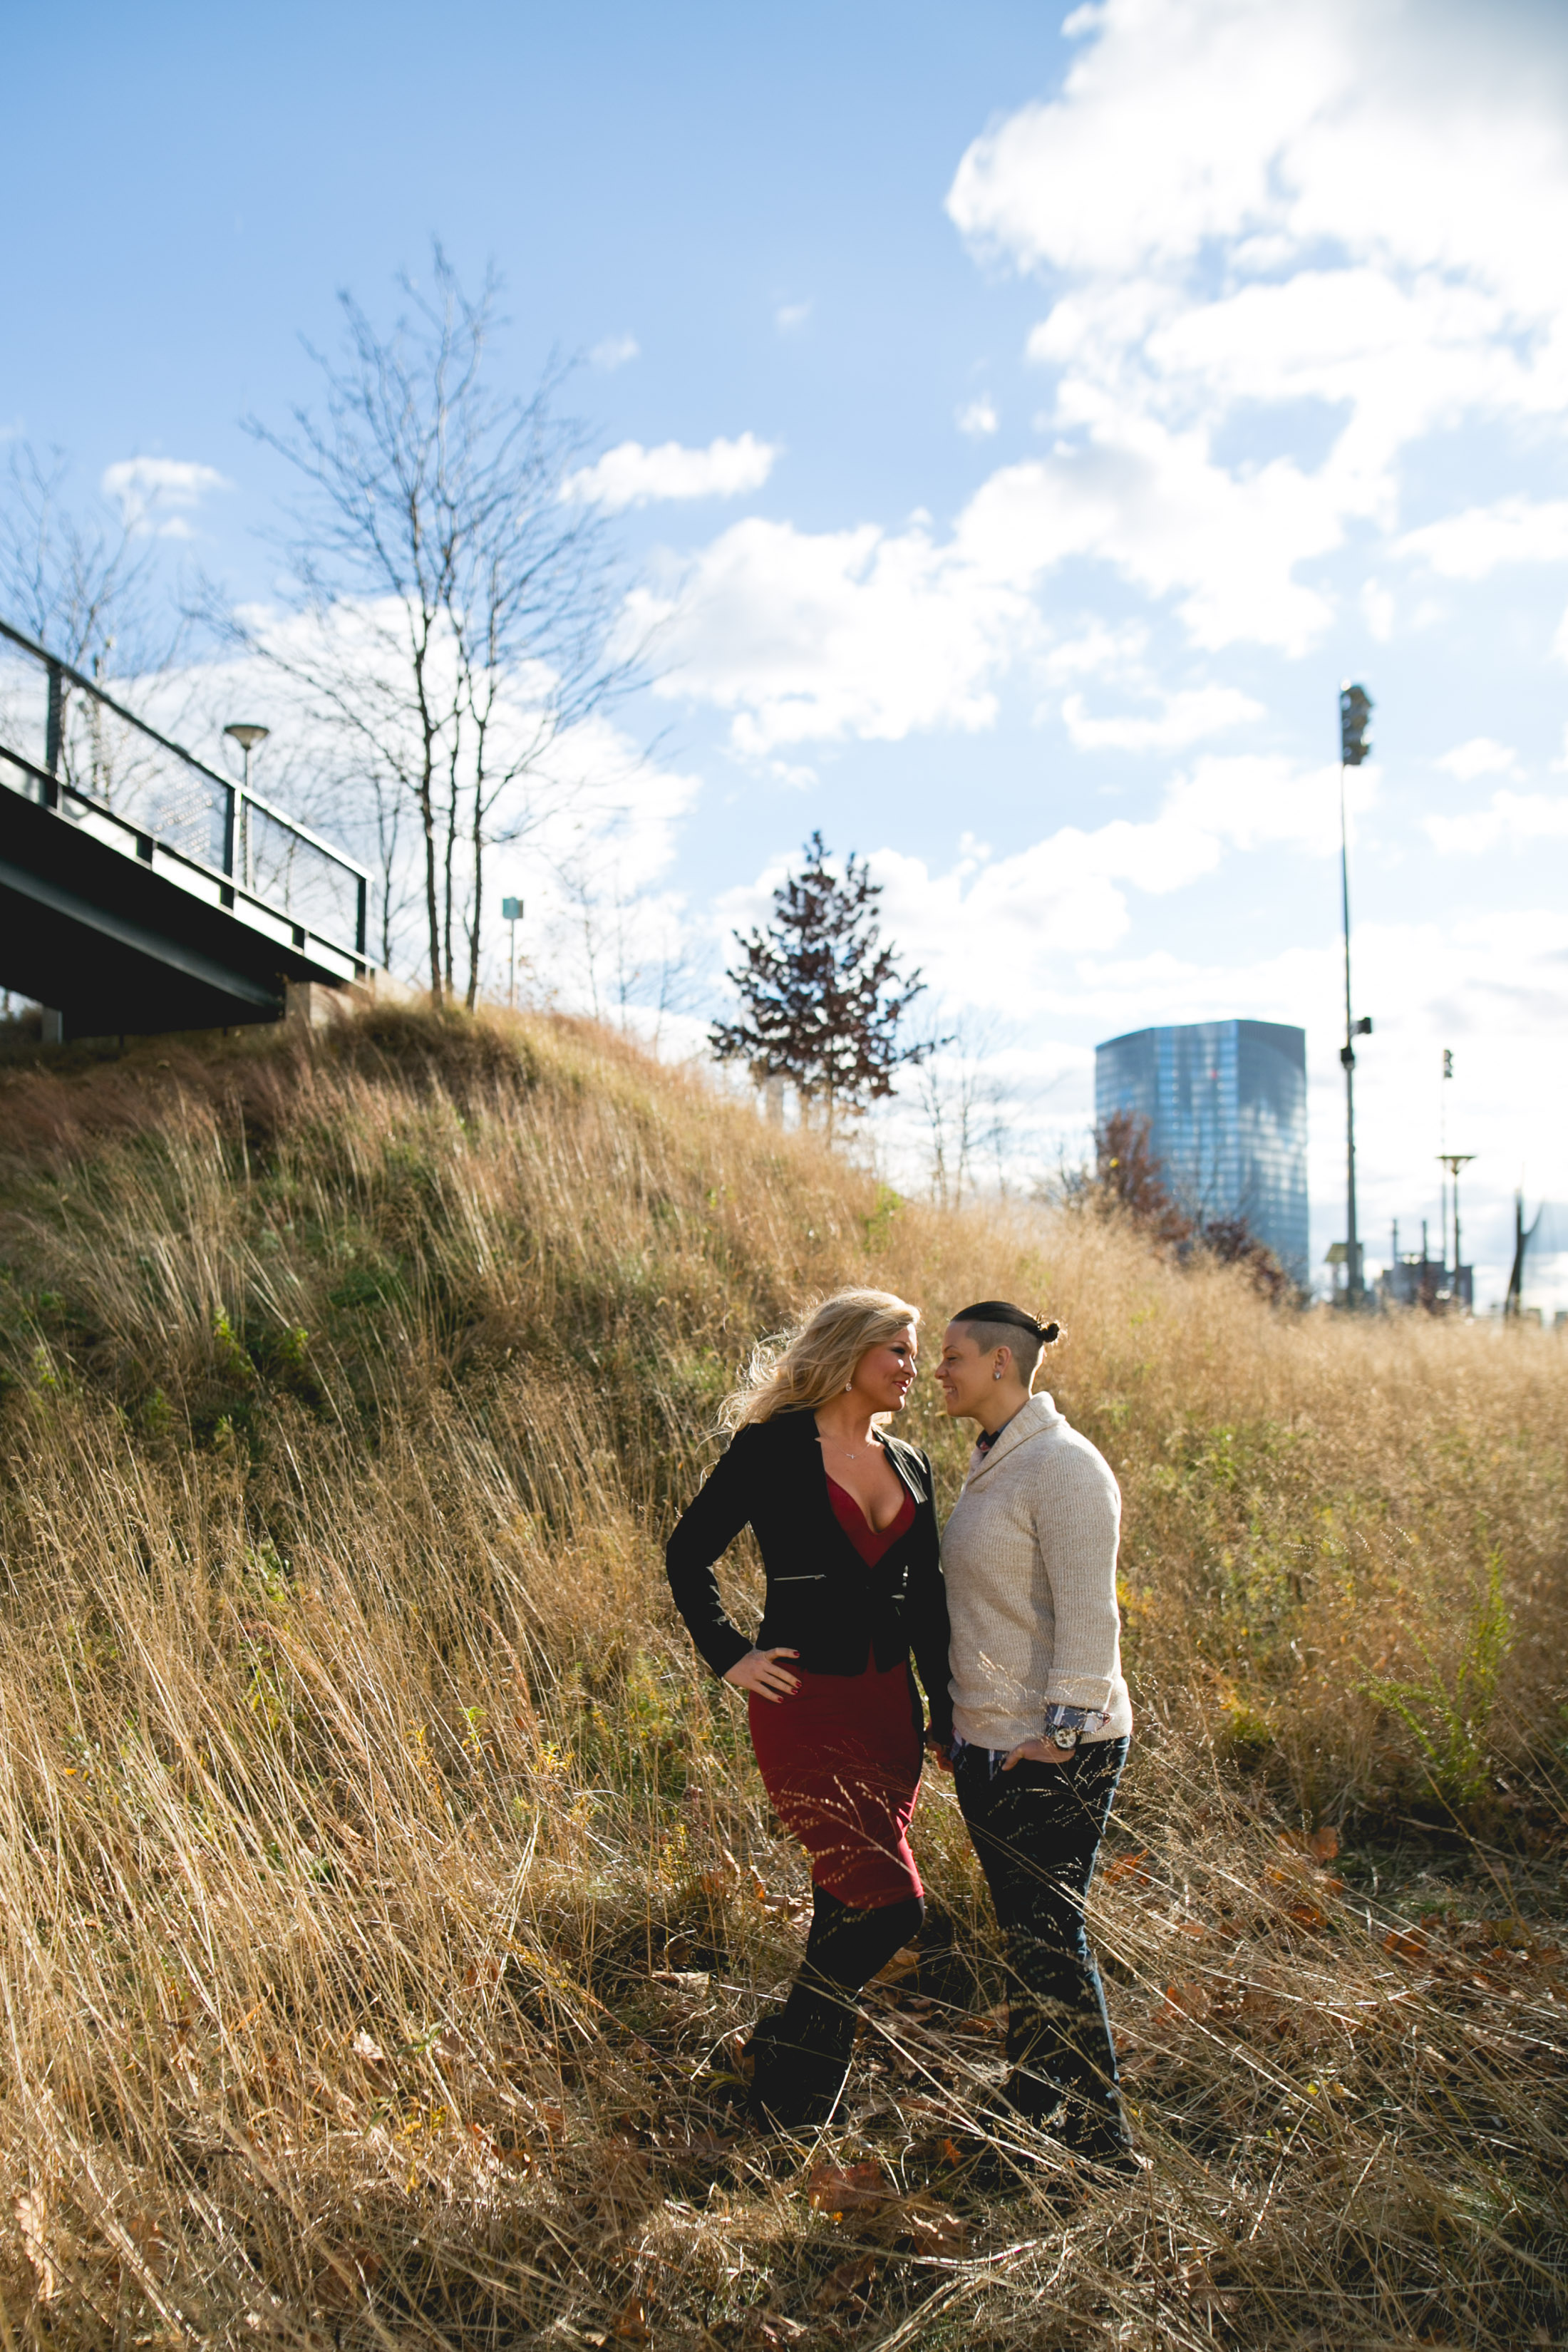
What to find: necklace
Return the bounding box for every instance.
[817,1433,881,1463]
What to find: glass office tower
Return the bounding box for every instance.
[1094,1020,1309,1283]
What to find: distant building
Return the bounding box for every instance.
[1094,1020,1309,1284]
[1378,1220,1471,1311]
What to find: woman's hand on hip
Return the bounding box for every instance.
[723,1646,800,1701]
[1001,1736,1067,1770]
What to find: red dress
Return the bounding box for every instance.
[748,1479,924,1909]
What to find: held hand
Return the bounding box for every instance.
[1001,1735,1067,1771]
[924,1733,955,1775]
[723,1646,801,1703]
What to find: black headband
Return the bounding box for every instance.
[952,1300,1058,1343]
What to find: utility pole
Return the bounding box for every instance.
[1338,684,1374,1305]
[501,895,523,1008]
[1439,1048,1453,1280]
[1438,1153,1475,1310]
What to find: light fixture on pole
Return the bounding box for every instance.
[223,723,269,894]
[222,722,269,793]
[1338,683,1374,1307]
[1438,1153,1475,1310]
[501,895,523,1008]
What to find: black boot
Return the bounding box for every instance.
[1058,2091,1137,2170]
[749,1888,922,2130]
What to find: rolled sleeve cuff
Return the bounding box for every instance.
[1045,1674,1114,1711]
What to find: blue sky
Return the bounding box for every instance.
[6,0,1568,1307]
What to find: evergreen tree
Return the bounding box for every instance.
[711,832,935,1133]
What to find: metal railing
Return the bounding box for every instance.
[0,617,368,961]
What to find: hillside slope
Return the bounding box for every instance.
[0,1006,1562,2346]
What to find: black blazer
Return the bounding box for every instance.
[664,1410,954,1740]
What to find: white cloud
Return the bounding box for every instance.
[644,423,1334,755]
[940,0,1568,657]
[775,301,811,334]
[1398,497,1568,579]
[1061,684,1262,752]
[947,1,1568,316]
[1425,790,1568,855]
[1162,753,1357,859]
[101,456,229,536]
[631,513,1031,751]
[956,396,999,438]
[1436,737,1517,782]
[589,334,640,371]
[651,6,1568,755]
[562,432,778,512]
[718,753,1348,1001]
[1361,577,1396,641]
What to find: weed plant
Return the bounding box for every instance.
[0,1006,1561,2348]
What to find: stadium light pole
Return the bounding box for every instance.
[1338,685,1374,1306]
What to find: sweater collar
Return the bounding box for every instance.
[964,1391,1061,1483]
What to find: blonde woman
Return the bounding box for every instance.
[666,1290,952,2128]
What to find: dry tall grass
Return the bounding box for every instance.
[0,1006,1562,2349]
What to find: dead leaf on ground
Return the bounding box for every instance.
[310,2247,381,2309]
[123,2209,172,2281]
[815,2254,879,2311]
[805,2159,893,2216]
[1278,1826,1341,1864]
[1384,1927,1431,1963]
[885,2197,969,2257]
[1103,1848,1152,1886]
[610,2297,652,2343]
[1158,1980,1214,2022]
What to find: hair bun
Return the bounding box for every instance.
[1040,1319,1061,1344]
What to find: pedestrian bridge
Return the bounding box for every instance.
[0,618,371,1041]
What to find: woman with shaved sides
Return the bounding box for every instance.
[934,1301,1136,2170]
[666,1290,952,2129]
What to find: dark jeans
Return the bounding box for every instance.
[955,1735,1129,2150]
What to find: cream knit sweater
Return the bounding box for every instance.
[942,1391,1132,1750]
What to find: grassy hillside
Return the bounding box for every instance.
[0,1005,1562,2348]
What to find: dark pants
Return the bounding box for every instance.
[955,1735,1129,2152]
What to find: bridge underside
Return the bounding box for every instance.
[1,785,362,1041]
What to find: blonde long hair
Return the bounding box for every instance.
[721,1288,920,1431]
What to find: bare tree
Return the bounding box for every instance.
[229,246,637,1002]
[912,1016,1011,1210]
[0,443,161,681]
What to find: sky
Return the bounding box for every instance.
[4,0,1568,1309]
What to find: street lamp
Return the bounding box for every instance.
[222,721,269,793]
[1438,1152,1475,1310]
[1338,684,1374,1306]
[501,895,523,1007]
[223,723,269,894]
